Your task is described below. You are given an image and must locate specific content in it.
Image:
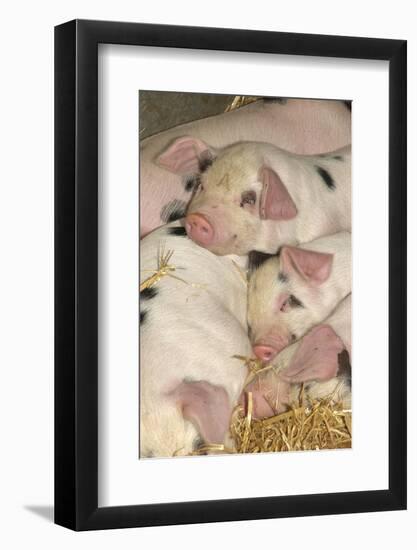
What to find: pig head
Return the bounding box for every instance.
[156,138,298,255]
[242,295,352,419]
[246,232,351,363]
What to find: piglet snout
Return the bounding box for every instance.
[253,344,279,363]
[185,213,214,246]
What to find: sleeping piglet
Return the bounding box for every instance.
[157,139,351,256]
[247,231,351,363]
[244,294,352,419]
[140,221,251,458]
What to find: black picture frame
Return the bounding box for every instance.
[55,19,407,531]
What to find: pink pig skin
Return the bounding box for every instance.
[140,221,251,458]
[140,99,351,236]
[242,295,352,419]
[170,381,232,445]
[281,325,345,383]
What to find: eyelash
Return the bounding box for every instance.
[240,191,256,207]
[281,294,304,311]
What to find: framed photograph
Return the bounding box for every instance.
[55,19,407,530]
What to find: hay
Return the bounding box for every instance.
[228,353,351,454]
[190,358,351,456]
[230,390,352,454]
[140,245,207,292]
[225,96,261,112]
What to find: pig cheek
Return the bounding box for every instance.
[212,214,254,254]
[232,214,260,253]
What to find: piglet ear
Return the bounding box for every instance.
[281,246,333,285]
[156,136,214,175]
[281,325,345,383]
[170,380,231,444]
[259,166,297,220]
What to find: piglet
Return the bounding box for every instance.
[140,222,251,458]
[247,231,351,363]
[244,294,352,419]
[159,139,351,256]
[142,98,351,236]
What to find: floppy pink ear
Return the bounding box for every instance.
[259,166,297,220]
[280,325,345,383]
[156,136,213,175]
[281,246,333,284]
[170,380,231,444]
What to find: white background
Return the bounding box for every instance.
[0,1,415,548]
[99,46,389,506]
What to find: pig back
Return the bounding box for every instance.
[139,222,251,456]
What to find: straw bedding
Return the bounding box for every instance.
[231,389,352,454]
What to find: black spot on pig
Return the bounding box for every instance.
[337,349,351,388]
[140,287,158,300]
[278,272,288,283]
[248,250,275,274]
[288,294,304,308]
[198,155,213,173]
[184,174,200,192]
[160,200,187,222]
[343,100,352,111]
[315,165,335,191]
[192,435,205,451]
[332,155,344,161]
[167,226,187,237]
[338,349,351,375]
[140,310,148,325]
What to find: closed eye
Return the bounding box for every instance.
[288,294,304,308]
[240,190,257,207]
[280,294,304,311]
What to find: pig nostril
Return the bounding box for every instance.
[253,344,277,363]
[185,213,214,245]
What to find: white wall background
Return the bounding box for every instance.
[0,1,414,548]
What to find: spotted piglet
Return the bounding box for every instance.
[140,221,251,458]
[247,231,351,363]
[142,98,351,236]
[244,294,352,419]
[156,139,351,256]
